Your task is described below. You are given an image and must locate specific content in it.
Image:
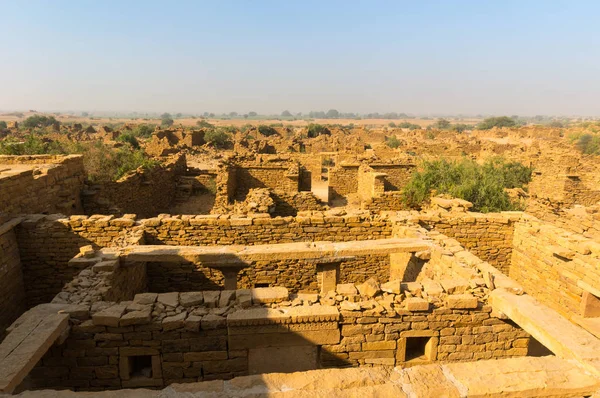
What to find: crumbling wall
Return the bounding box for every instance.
[147,255,390,294]
[0,221,26,337]
[270,192,325,217]
[370,164,415,191]
[234,165,299,199]
[142,212,392,245]
[510,215,600,320]
[27,289,527,390]
[411,212,519,274]
[361,192,405,211]
[0,155,85,216]
[328,164,359,200]
[82,155,187,218]
[14,214,143,307]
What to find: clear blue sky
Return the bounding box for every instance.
[1,0,599,116]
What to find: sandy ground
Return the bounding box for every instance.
[0,111,481,128]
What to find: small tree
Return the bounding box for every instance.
[431,118,451,130]
[21,115,59,129]
[161,117,174,128]
[116,133,140,149]
[0,121,7,129]
[248,111,257,117]
[132,124,155,138]
[325,109,340,118]
[281,110,292,117]
[204,128,231,148]
[403,158,532,212]
[576,134,600,155]
[196,120,214,129]
[258,125,278,137]
[307,123,330,138]
[477,116,517,130]
[386,136,401,148]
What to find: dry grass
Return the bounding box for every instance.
[0,112,481,128]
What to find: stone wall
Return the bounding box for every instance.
[142,212,392,246]
[0,155,85,216]
[11,212,390,306]
[370,163,415,192]
[14,214,143,307]
[271,192,325,217]
[27,283,528,391]
[403,211,519,274]
[82,155,187,218]
[145,255,390,294]
[510,215,600,320]
[362,192,405,212]
[0,220,26,338]
[328,164,359,200]
[526,200,600,241]
[233,165,299,200]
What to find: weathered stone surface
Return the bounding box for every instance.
[157,292,179,308]
[219,290,236,307]
[119,309,151,326]
[251,287,288,304]
[162,312,187,331]
[203,291,220,307]
[381,280,401,294]
[179,291,204,307]
[405,297,429,311]
[446,294,478,309]
[336,283,358,296]
[133,293,157,305]
[357,278,380,298]
[92,304,127,327]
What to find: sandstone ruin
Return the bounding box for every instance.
[2,122,600,398]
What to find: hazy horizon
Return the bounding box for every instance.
[1,1,599,116]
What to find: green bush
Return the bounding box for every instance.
[403,158,532,212]
[388,122,396,128]
[161,117,174,128]
[116,133,140,149]
[0,135,61,155]
[204,128,231,148]
[21,115,59,129]
[575,134,600,155]
[386,136,402,149]
[477,116,516,130]
[258,125,278,136]
[131,124,155,138]
[397,122,421,130]
[0,121,7,129]
[307,123,330,138]
[431,118,451,130]
[196,120,214,129]
[0,136,157,182]
[451,123,469,133]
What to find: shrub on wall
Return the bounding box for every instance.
[403,157,532,212]
[204,128,232,148]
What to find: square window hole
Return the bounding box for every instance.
[129,355,152,379]
[405,337,429,362]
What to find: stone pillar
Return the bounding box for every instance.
[202,262,248,291]
[314,256,355,295]
[222,269,240,290]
